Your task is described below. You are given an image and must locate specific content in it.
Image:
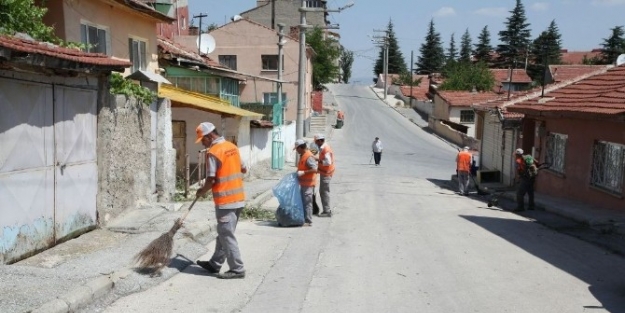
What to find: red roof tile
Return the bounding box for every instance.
[158,37,225,68]
[509,65,625,116]
[549,65,608,83]
[399,79,430,102]
[561,50,600,65]
[0,35,130,69]
[437,90,504,107]
[491,69,533,83]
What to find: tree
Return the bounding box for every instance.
[306,27,341,88]
[474,26,493,64]
[446,33,458,63]
[416,19,445,74]
[340,48,354,83]
[459,29,472,63]
[0,0,56,42]
[496,0,532,68]
[527,20,562,82]
[439,61,495,91]
[598,26,625,64]
[374,19,408,76]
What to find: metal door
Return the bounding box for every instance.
[53,86,98,240]
[0,78,55,262]
[172,120,186,178]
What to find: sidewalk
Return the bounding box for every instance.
[0,161,285,313]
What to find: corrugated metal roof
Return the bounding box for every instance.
[159,85,263,117]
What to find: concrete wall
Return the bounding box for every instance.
[43,0,160,76]
[530,117,625,210]
[155,98,176,202]
[242,0,327,30]
[479,113,517,186]
[429,118,480,150]
[97,95,153,224]
[449,107,476,137]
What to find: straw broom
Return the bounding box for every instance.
[135,197,199,273]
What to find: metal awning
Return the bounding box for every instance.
[158,85,263,118]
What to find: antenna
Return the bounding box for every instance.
[197,34,216,55]
[616,54,625,66]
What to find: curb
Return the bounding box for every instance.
[249,189,274,208]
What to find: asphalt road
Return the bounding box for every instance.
[91,84,625,313]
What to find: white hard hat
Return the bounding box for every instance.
[515,148,524,155]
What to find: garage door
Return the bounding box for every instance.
[0,78,97,264]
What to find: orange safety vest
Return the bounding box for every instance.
[456,151,472,172]
[208,141,245,206]
[318,144,335,177]
[297,150,317,187]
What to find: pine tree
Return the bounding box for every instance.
[527,20,563,84]
[373,19,408,76]
[496,0,532,68]
[416,19,445,74]
[446,33,458,63]
[340,48,354,83]
[474,26,493,64]
[459,29,472,63]
[599,26,625,64]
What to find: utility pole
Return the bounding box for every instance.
[194,13,208,55]
[271,0,276,30]
[541,44,549,97]
[372,29,389,99]
[295,1,353,140]
[277,23,285,123]
[410,50,414,107]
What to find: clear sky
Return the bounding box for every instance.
[188,0,625,84]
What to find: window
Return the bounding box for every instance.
[219,55,237,70]
[261,55,283,71]
[460,110,475,123]
[545,132,567,174]
[80,23,108,54]
[263,92,287,106]
[590,141,625,195]
[305,0,324,8]
[129,38,147,72]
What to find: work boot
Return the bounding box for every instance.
[196,260,219,274]
[218,270,245,279]
[318,211,332,217]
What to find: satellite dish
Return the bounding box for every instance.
[616,54,625,66]
[197,33,216,55]
[231,15,243,22]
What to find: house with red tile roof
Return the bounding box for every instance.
[0,33,132,264]
[490,69,533,92]
[546,65,608,84]
[507,65,625,210]
[560,49,601,65]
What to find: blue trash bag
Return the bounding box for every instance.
[272,173,304,227]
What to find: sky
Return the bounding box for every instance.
[188,0,625,84]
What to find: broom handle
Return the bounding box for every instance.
[179,197,200,223]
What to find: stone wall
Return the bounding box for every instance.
[156,98,176,202]
[97,95,153,225]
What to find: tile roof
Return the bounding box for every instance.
[157,37,225,68]
[399,78,430,101]
[560,50,601,65]
[549,65,608,83]
[0,35,130,69]
[491,69,533,83]
[437,90,504,107]
[508,65,625,117]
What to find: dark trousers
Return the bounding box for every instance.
[373,152,382,165]
[516,177,535,209]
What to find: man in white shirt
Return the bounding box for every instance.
[371,137,383,166]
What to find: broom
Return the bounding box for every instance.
[135,196,200,273]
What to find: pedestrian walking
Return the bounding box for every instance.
[294,139,318,226]
[371,137,383,166]
[194,122,247,279]
[514,148,540,212]
[314,134,334,217]
[456,146,472,196]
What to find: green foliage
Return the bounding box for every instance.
[0,0,56,42]
[392,72,422,86]
[439,61,495,92]
[241,205,275,221]
[598,26,625,64]
[374,19,408,76]
[340,48,354,83]
[306,27,341,88]
[459,29,472,63]
[446,33,458,63]
[416,19,445,74]
[474,26,493,64]
[109,73,156,105]
[496,0,532,68]
[527,20,562,83]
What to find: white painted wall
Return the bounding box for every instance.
[480,113,516,186]
[449,107,475,137]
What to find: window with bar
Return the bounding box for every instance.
[460,110,475,123]
[545,132,567,174]
[590,140,625,195]
[261,55,283,71]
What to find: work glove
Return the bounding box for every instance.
[297,170,305,177]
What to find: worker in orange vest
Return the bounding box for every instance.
[337,110,345,121]
[294,138,318,226]
[314,134,334,217]
[456,146,473,196]
[195,122,247,279]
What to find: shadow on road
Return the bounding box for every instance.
[332,94,379,101]
[461,215,625,312]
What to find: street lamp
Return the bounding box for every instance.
[295,0,354,141]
